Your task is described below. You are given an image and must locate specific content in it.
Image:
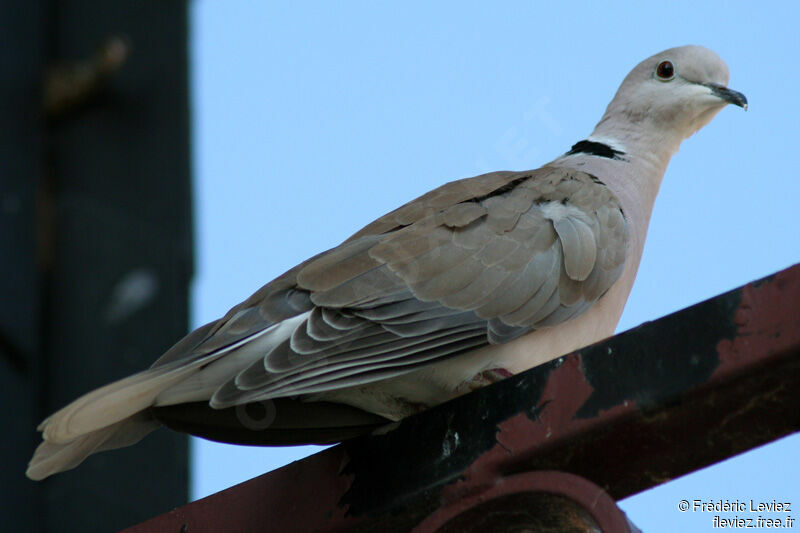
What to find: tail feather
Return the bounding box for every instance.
[28,327,277,480]
[26,413,159,480]
[28,352,225,480]
[40,355,222,444]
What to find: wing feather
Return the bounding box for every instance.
[161,168,629,410]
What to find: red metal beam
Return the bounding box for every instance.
[125,263,800,532]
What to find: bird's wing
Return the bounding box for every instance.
[37,167,628,446]
[180,166,630,408]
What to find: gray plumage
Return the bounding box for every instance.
[27,45,746,480]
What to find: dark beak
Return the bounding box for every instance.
[705,83,748,110]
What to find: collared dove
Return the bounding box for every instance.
[27,45,746,480]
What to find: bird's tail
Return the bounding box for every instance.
[26,358,210,480]
[26,413,159,480]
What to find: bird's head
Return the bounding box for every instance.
[596,45,747,146]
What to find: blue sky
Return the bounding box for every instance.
[189,2,800,531]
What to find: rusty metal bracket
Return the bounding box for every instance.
[125,262,800,532]
[414,471,640,533]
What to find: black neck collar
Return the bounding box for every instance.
[565,140,625,160]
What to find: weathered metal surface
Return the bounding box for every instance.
[125,263,800,532]
[414,471,639,533]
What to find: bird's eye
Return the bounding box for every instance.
[656,60,675,80]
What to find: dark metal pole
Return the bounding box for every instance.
[1,1,192,530]
[0,1,47,530]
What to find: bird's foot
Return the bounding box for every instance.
[462,367,514,392]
